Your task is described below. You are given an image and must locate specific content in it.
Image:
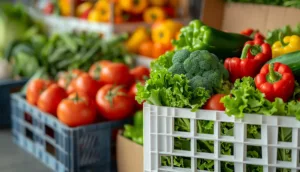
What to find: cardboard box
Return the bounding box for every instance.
[200,0,300,34]
[117,131,143,172]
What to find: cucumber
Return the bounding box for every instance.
[267,51,300,76]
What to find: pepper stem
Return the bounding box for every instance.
[279,32,288,47]
[241,44,251,59]
[250,45,261,56]
[267,63,282,83]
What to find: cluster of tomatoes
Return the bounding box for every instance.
[26,60,149,127]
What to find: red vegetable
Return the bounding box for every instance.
[96,85,135,121]
[130,66,150,82]
[240,28,265,41]
[57,93,97,127]
[100,63,133,86]
[255,63,295,102]
[26,79,52,105]
[74,73,100,98]
[37,84,68,115]
[203,94,226,111]
[224,44,263,82]
[244,39,272,64]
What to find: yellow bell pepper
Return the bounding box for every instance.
[126,27,150,53]
[59,0,72,16]
[151,20,182,45]
[92,1,110,22]
[119,0,148,14]
[143,7,166,23]
[272,35,300,58]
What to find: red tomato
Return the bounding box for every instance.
[129,83,144,110]
[26,79,52,105]
[68,92,97,109]
[130,66,150,81]
[58,69,83,94]
[203,94,226,111]
[57,95,97,127]
[96,84,135,120]
[88,60,112,81]
[100,63,133,86]
[74,73,100,98]
[37,84,68,115]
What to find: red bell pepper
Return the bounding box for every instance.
[240,28,265,41]
[224,44,266,82]
[255,62,295,102]
[244,39,272,64]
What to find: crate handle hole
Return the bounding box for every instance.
[45,125,55,139]
[46,141,56,159]
[25,128,34,141]
[24,112,33,125]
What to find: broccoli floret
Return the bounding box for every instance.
[172,49,190,64]
[168,49,229,94]
[168,63,186,75]
[190,75,211,92]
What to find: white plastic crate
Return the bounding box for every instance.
[136,55,153,68]
[143,103,300,172]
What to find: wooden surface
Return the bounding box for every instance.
[0,130,51,172]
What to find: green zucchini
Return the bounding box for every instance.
[267,51,300,76]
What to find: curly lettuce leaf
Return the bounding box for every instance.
[136,68,210,111]
[247,125,261,139]
[221,77,300,118]
[175,118,190,132]
[150,51,174,71]
[174,138,191,151]
[161,156,171,166]
[197,120,214,134]
[197,159,214,171]
[246,165,263,172]
[287,100,300,120]
[173,156,191,168]
[221,122,234,136]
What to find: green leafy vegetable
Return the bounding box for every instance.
[197,159,214,171]
[266,24,300,45]
[161,156,171,166]
[221,77,300,118]
[136,68,210,111]
[123,111,143,145]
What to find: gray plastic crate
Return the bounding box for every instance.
[11,93,131,172]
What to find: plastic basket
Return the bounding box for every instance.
[0,79,28,128]
[11,93,131,172]
[143,103,300,172]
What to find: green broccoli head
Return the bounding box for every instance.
[172,49,190,64]
[168,63,186,75]
[168,49,229,94]
[167,49,190,75]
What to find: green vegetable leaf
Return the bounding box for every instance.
[197,159,214,171]
[150,51,174,71]
[136,68,210,111]
[287,100,300,120]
